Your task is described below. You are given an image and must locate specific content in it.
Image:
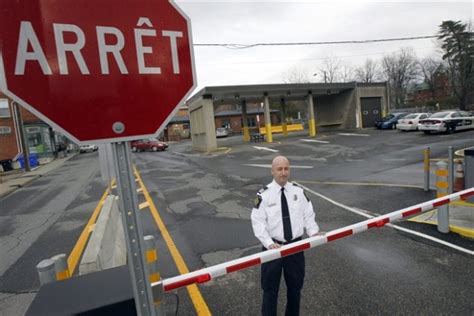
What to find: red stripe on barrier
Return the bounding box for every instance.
[164,273,210,291]
[367,218,389,228]
[460,191,474,200]
[402,207,422,218]
[281,242,310,257]
[196,273,211,283]
[227,258,261,273]
[433,199,449,207]
[327,229,353,241]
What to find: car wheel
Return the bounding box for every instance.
[447,125,456,134]
[423,131,431,135]
[152,146,158,152]
[132,146,137,152]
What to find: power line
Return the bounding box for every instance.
[194,35,438,49]
[198,45,438,66]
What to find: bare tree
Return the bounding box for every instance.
[418,56,444,100]
[282,66,311,83]
[382,47,420,107]
[355,58,381,83]
[318,54,341,83]
[339,62,355,82]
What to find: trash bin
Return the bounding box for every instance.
[0,159,12,172]
[18,154,39,169]
[465,149,474,202]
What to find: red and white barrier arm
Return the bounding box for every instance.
[151,187,474,295]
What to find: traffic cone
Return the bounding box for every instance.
[454,160,465,192]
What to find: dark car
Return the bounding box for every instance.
[131,139,167,152]
[375,113,407,129]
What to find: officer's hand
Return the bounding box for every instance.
[268,243,281,249]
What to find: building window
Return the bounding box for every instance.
[247,117,256,127]
[0,99,10,118]
[0,126,11,134]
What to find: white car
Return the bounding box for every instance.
[418,111,474,134]
[397,113,430,131]
[216,127,229,138]
[79,144,98,153]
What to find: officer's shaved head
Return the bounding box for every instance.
[271,156,290,186]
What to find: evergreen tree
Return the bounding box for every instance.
[438,20,474,110]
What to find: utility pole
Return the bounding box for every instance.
[13,101,31,171]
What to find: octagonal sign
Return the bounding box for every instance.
[0,0,196,144]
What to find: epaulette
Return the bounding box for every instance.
[293,183,310,201]
[258,186,268,194]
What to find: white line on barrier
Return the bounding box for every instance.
[297,182,474,256]
[151,188,474,295]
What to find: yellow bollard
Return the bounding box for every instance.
[144,235,165,315]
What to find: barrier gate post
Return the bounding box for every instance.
[436,161,449,233]
[424,147,430,192]
[448,146,454,194]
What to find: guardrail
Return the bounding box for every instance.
[150,187,474,297]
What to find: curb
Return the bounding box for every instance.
[0,174,40,198]
[0,153,78,199]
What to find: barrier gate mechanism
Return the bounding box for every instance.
[150,187,474,297]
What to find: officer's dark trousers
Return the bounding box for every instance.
[261,249,305,316]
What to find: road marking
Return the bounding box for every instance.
[67,182,113,276]
[338,133,370,137]
[252,146,278,152]
[295,181,473,255]
[297,180,423,189]
[300,139,330,144]
[139,201,149,210]
[134,167,211,315]
[382,158,407,162]
[243,164,314,169]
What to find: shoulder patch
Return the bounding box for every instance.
[254,194,263,209]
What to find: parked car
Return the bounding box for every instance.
[418,110,474,134]
[374,113,407,129]
[131,139,167,152]
[79,144,98,153]
[216,127,229,138]
[396,113,430,131]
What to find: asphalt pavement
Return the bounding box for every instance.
[1,129,473,315]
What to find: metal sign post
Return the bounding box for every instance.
[112,142,157,316]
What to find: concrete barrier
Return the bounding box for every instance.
[79,195,126,275]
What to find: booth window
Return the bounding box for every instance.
[0,99,10,118]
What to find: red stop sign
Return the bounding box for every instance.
[0,0,196,143]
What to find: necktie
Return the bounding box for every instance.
[281,187,293,242]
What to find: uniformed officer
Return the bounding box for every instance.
[251,155,323,316]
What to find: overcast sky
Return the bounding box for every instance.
[175,1,472,91]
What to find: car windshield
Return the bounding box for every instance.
[382,114,395,120]
[430,112,450,118]
[404,114,417,119]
